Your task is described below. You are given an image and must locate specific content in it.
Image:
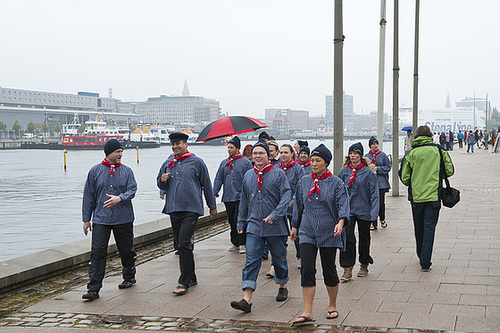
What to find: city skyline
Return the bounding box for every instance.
[0,1,498,119]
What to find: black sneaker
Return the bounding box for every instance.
[230,299,252,313]
[118,278,136,289]
[276,287,288,302]
[82,291,99,301]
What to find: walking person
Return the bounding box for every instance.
[432,132,440,145]
[457,130,464,148]
[404,130,413,155]
[448,130,454,150]
[439,132,447,150]
[82,139,138,301]
[466,130,475,153]
[290,144,350,325]
[365,137,392,230]
[338,143,379,281]
[268,140,281,166]
[157,132,217,296]
[230,140,291,313]
[279,143,305,268]
[399,125,454,271]
[213,136,253,254]
[297,145,312,175]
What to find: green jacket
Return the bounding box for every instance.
[400,136,454,203]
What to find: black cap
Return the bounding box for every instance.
[349,142,364,156]
[253,139,270,157]
[269,136,276,141]
[310,144,332,165]
[258,131,270,140]
[104,139,123,156]
[227,136,241,149]
[368,136,379,147]
[297,140,308,147]
[169,132,189,142]
[299,145,310,157]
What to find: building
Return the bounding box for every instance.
[325,92,354,132]
[0,86,138,129]
[136,81,221,125]
[265,108,309,134]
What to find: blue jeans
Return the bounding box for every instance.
[411,201,441,269]
[467,143,474,153]
[242,233,289,291]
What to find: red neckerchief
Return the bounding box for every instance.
[168,150,193,169]
[297,159,311,167]
[308,170,333,197]
[348,163,365,186]
[254,162,274,189]
[279,159,296,175]
[369,149,382,164]
[101,158,122,175]
[225,153,243,169]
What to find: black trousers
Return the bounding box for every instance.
[372,189,388,227]
[224,201,245,246]
[288,215,300,259]
[170,212,199,287]
[300,243,339,287]
[411,201,440,269]
[340,215,374,268]
[88,222,136,292]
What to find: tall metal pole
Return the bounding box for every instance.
[333,0,344,175]
[392,0,400,197]
[412,0,420,131]
[485,93,488,129]
[377,0,387,149]
[473,91,476,129]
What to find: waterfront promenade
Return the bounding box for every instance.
[1,146,499,332]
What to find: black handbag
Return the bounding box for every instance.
[437,148,460,208]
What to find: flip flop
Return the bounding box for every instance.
[326,310,339,319]
[381,221,388,228]
[172,285,188,296]
[292,316,315,326]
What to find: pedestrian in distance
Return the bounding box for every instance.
[439,132,447,150]
[82,139,138,301]
[294,140,308,160]
[457,130,464,148]
[268,140,281,166]
[466,130,475,153]
[297,145,312,175]
[213,136,253,254]
[399,125,454,271]
[230,139,292,313]
[290,144,349,325]
[279,143,305,268]
[157,132,217,296]
[338,143,379,281]
[404,130,413,155]
[365,136,392,230]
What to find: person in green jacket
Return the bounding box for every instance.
[399,125,454,272]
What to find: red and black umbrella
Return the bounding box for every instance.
[196,116,268,142]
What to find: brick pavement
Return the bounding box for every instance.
[1,146,499,333]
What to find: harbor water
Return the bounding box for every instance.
[0,138,405,262]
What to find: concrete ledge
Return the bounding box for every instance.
[0,203,227,294]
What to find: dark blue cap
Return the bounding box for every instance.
[169,132,189,142]
[310,144,332,165]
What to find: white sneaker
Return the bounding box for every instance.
[266,266,275,278]
[228,245,239,252]
[297,259,302,269]
[239,245,246,254]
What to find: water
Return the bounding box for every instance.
[0,138,405,262]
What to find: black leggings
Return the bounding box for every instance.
[300,243,339,287]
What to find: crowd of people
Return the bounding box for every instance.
[80,126,458,325]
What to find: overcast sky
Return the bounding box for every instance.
[0,0,498,118]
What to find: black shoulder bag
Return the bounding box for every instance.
[436,147,460,208]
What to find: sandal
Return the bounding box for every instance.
[172,285,188,296]
[326,310,339,319]
[381,221,387,228]
[292,315,315,326]
[370,225,376,230]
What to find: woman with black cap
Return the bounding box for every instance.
[365,136,392,230]
[297,145,312,175]
[291,144,349,324]
[338,142,379,281]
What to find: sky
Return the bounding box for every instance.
[0,0,498,118]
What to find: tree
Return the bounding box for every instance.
[12,120,21,133]
[78,123,86,133]
[27,121,36,133]
[54,121,62,133]
[0,121,6,131]
[41,122,49,134]
[490,107,500,130]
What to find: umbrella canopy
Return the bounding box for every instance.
[196,116,268,142]
[401,126,413,131]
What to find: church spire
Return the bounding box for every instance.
[182,79,190,96]
[445,93,451,108]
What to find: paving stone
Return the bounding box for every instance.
[59,324,75,327]
[43,313,59,317]
[40,322,59,327]
[73,324,91,328]
[141,316,162,321]
[26,313,45,317]
[58,313,76,318]
[78,319,93,324]
[74,314,91,319]
[22,322,41,327]
[144,321,163,326]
